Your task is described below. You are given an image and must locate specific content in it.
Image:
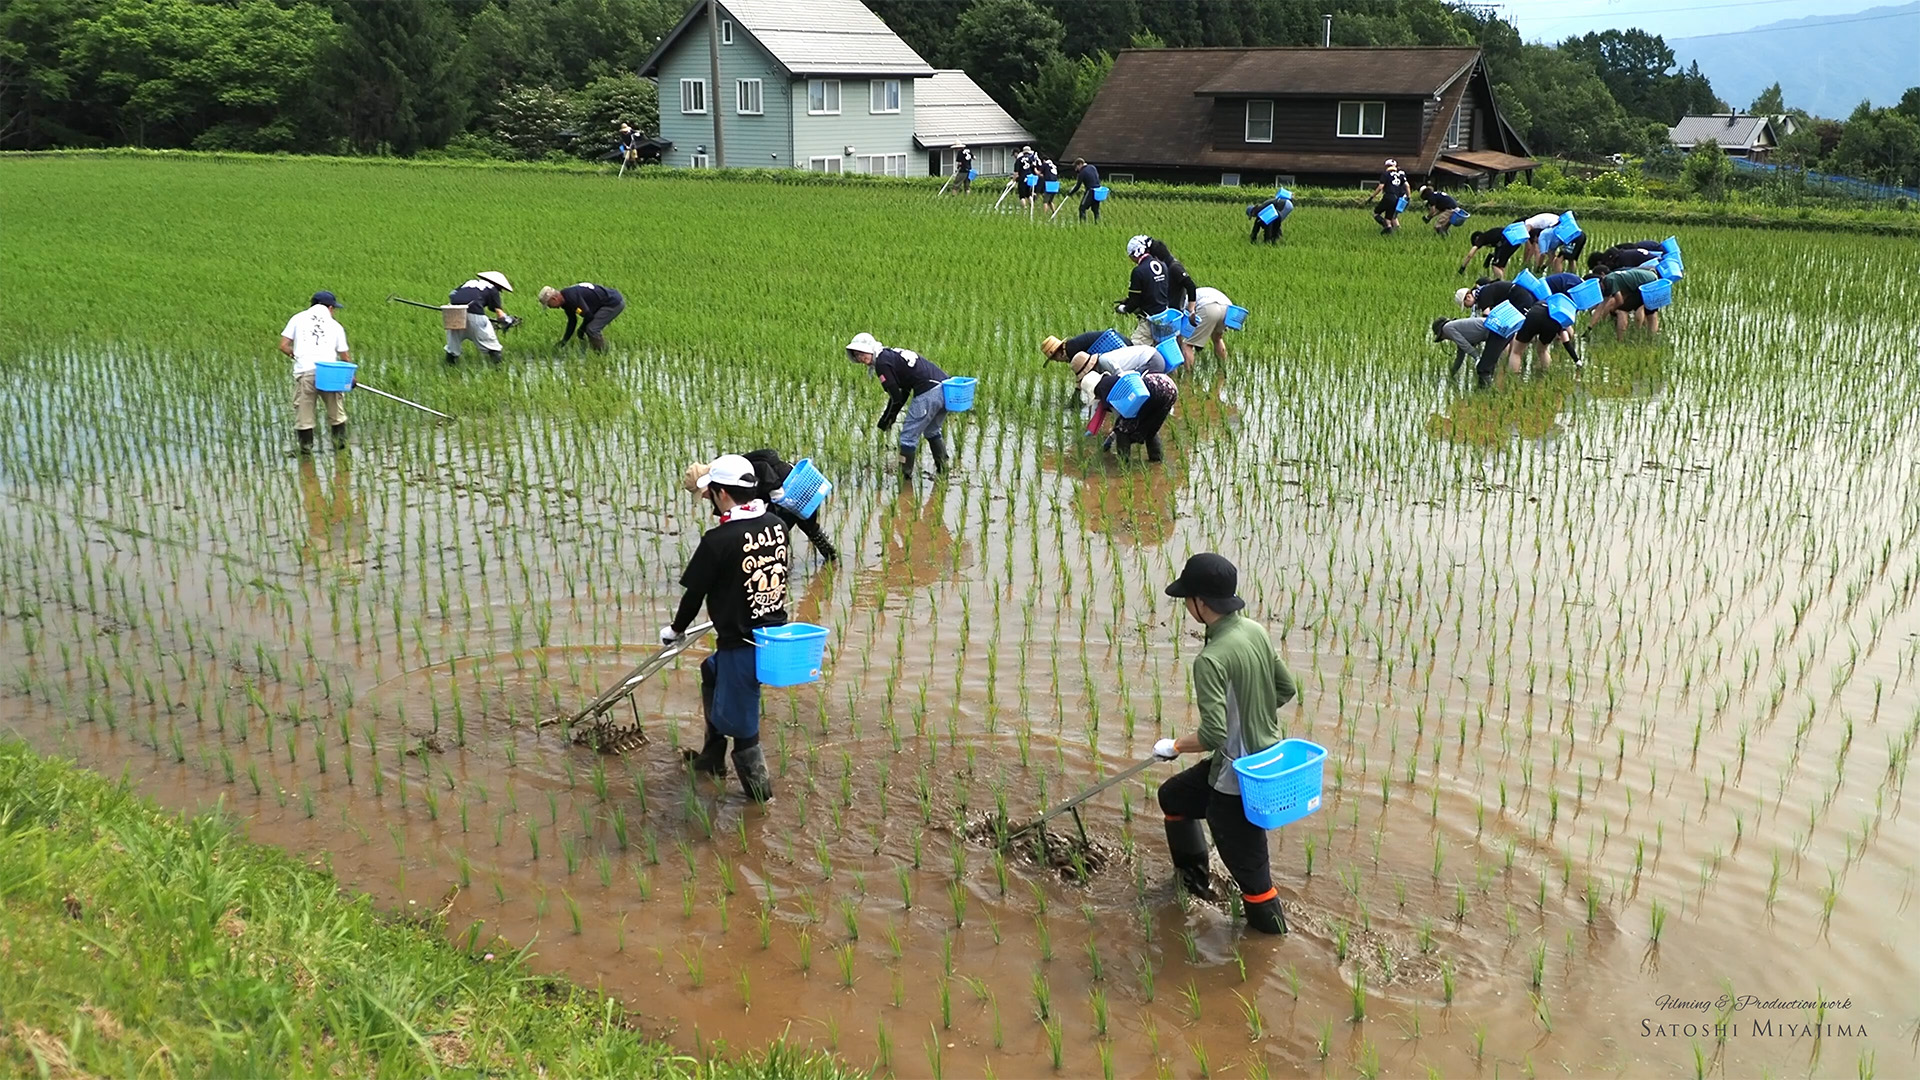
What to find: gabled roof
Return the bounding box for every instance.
[1668,114,1775,150]
[1065,47,1530,177]
[1194,47,1481,97]
[913,70,1036,148]
[640,0,934,79]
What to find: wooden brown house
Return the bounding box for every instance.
[1065,46,1534,189]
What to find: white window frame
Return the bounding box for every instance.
[870,79,901,114]
[860,153,907,177]
[1338,100,1386,138]
[808,79,841,116]
[1244,99,1274,143]
[1220,173,1240,186]
[690,152,711,168]
[720,19,732,45]
[736,78,762,116]
[1446,106,1467,148]
[807,156,842,173]
[680,78,707,115]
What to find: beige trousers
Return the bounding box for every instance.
[293,372,347,431]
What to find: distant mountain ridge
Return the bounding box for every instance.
[1671,1,1920,118]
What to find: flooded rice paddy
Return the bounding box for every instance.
[4,164,1919,1078]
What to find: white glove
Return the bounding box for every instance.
[659,625,683,647]
[1153,738,1179,760]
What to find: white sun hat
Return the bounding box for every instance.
[476,271,514,293]
[845,332,881,357]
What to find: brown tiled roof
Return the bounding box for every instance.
[1064,49,1215,168]
[1194,47,1480,97]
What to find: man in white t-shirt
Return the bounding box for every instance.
[279,291,352,454]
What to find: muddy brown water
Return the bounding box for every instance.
[4,336,1919,1078]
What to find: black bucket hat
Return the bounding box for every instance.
[1165,553,1245,613]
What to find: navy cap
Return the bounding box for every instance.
[311,290,341,308]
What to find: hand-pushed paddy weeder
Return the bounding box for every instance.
[539,621,714,753]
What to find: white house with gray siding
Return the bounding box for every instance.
[640,0,1030,177]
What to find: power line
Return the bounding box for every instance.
[1672,8,1918,40]
[1520,0,1811,28]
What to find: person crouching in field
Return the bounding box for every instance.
[445,271,517,364]
[1584,267,1662,340]
[663,454,790,803]
[1457,228,1521,279]
[280,290,351,454]
[1120,235,1173,345]
[846,333,951,482]
[683,452,838,563]
[1153,553,1298,935]
[539,282,626,351]
[1080,369,1178,463]
[1184,285,1235,366]
[1246,192,1292,243]
[1433,314,1489,379]
[1420,185,1466,237]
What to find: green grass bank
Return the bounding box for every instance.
[0,739,856,1079]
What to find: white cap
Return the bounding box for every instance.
[845,332,881,357]
[1126,235,1150,259]
[699,454,757,491]
[1455,287,1473,309]
[1384,159,1397,168]
[476,271,514,293]
[1079,372,1102,399]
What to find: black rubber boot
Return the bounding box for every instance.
[1112,433,1134,460]
[330,423,347,452]
[295,428,315,455]
[485,350,504,364]
[681,723,729,777]
[1245,895,1289,935]
[1165,818,1216,901]
[1146,434,1164,464]
[926,435,949,474]
[815,536,838,562]
[445,351,461,366]
[898,447,917,484]
[732,742,774,803]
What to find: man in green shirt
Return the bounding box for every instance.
[1153,553,1299,935]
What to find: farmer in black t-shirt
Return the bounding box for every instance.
[1039,157,1061,213]
[1369,159,1410,233]
[953,143,973,195]
[1457,228,1521,279]
[538,282,626,351]
[1014,146,1039,209]
[846,333,952,482]
[1069,158,1102,221]
[685,451,838,562]
[1419,185,1464,236]
[663,454,790,802]
[1119,235,1173,344]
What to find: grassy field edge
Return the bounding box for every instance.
[0,739,861,1079]
[5,147,1916,236]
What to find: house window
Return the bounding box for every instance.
[1109,173,1133,183]
[860,153,907,176]
[736,78,762,115]
[1245,100,1274,143]
[690,153,710,168]
[977,145,1008,175]
[720,19,732,44]
[680,79,707,115]
[870,79,901,114]
[1221,173,1240,186]
[1338,100,1385,138]
[807,156,842,173]
[808,79,841,115]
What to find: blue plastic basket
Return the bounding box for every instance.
[1044,180,1060,193]
[1484,301,1524,337]
[1567,277,1603,311]
[1090,328,1127,355]
[1224,304,1249,330]
[1512,269,1546,303]
[1448,208,1470,226]
[313,360,356,392]
[1553,211,1582,244]
[941,377,977,412]
[775,458,832,518]
[1093,186,1109,201]
[1105,371,1149,418]
[1273,187,1292,200]
[1662,235,1681,257]
[1155,335,1185,371]
[753,623,829,687]
[1501,221,1529,246]
[1545,293,1576,328]
[1146,309,1184,341]
[1639,278,1673,311]
[967,168,977,180]
[1024,174,1037,188]
[1232,738,1327,829]
[1658,256,1684,281]
[1395,195,1408,213]
[1256,203,1279,224]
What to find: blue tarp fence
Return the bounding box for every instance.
[1730,157,1919,201]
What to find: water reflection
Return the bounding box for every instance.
[1427,349,1668,449]
[296,456,365,570]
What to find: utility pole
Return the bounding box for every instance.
[707,0,726,167]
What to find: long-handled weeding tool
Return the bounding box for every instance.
[387,294,520,334]
[1002,756,1160,854]
[539,622,713,753]
[355,382,453,420]
[992,178,1018,211]
[934,172,955,198]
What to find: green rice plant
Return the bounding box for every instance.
[1350,969,1368,1022]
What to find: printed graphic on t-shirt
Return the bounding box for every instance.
[740,521,788,620]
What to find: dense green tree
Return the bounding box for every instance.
[573,72,659,148]
[459,0,678,101]
[1559,29,1719,124]
[316,0,475,155]
[1012,51,1112,156]
[1750,82,1785,116]
[950,0,1065,109]
[1680,137,1732,199]
[1827,101,1920,188]
[1896,87,1920,123]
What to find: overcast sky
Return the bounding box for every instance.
[1496,0,1891,43]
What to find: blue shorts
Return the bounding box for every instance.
[701,647,762,738]
[898,388,947,450]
